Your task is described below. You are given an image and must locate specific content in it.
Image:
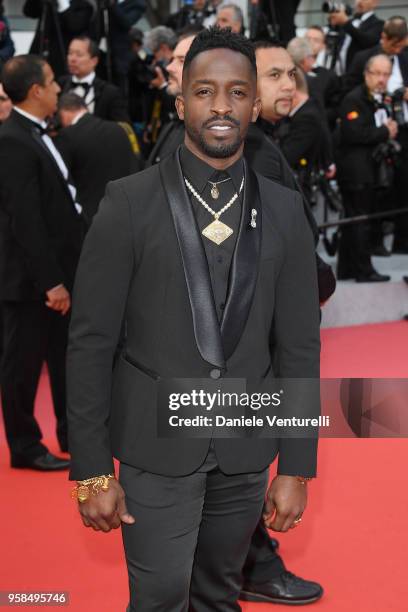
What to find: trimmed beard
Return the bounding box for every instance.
[185,122,243,159]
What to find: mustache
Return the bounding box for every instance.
[202,116,240,128]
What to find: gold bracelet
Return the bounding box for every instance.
[71,474,115,503]
[296,476,313,485]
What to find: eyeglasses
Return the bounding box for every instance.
[366,70,392,78]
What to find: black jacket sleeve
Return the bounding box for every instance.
[343,16,383,50]
[67,180,135,480]
[0,137,64,292]
[273,192,321,477]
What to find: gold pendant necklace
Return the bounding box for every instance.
[208,177,232,200]
[184,176,244,245]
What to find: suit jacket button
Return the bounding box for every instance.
[210,368,221,379]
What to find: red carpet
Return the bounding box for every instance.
[1,321,408,611]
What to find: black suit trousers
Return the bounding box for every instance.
[337,187,375,278]
[0,301,69,459]
[120,455,268,611]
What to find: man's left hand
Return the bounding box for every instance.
[263,475,308,532]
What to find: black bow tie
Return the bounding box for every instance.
[354,12,363,19]
[32,124,48,136]
[72,81,92,94]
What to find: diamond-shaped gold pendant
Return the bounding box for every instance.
[202,220,233,245]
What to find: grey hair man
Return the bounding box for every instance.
[216,3,243,34]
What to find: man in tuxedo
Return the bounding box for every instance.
[328,0,383,74]
[23,0,94,78]
[345,17,408,253]
[344,16,408,93]
[59,35,130,122]
[336,54,398,282]
[0,55,86,469]
[67,27,321,610]
[57,93,141,220]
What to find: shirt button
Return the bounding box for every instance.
[217,256,223,263]
[210,368,221,379]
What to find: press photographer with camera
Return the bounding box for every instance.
[344,17,408,252]
[336,54,398,282]
[23,0,94,77]
[324,0,383,74]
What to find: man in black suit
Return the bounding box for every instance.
[344,17,408,253]
[336,54,398,282]
[344,16,408,93]
[57,93,141,220]
[59,35,130,122]
[0,55,86,470]
[67,28,321,611]
[147,30,326,608]
[23,0,94,78]
[328,0,383,74]
[278,71,325,200]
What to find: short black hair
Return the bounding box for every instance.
[383,16,408,41]
[1,54,46,103]
[70,36,100,58]
[178,23,204,41]
[183,26,256,79]
[253,40,286,52]
[58,92,88,112]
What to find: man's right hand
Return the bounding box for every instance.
[386,118,398,140]
[45,285,71,315]
[78,479,135,532]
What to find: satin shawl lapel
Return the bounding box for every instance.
[159,149,225,369]
[221,161,262,360]
[30,130,75,205]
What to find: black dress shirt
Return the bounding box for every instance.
[179,145,244,322]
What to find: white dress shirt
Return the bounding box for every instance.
[72,71,96,114]
[13,106,82,214]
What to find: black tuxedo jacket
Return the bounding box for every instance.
[342,13,384,70]
[336,84,390,188]
[56,113,141,219]
[23,0,93,78]
[67,149,320,481]
[58,75,130,122]
[345,45,408,94]
[0,110,85,300]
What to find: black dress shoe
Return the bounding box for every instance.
[11,452,70,471]
[240,571,323,605]
[356,272,391,283]
[371,245,391,257]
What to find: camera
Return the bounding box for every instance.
[372,140,401,189]
[322,2,352,15]
[390,88,407,127]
